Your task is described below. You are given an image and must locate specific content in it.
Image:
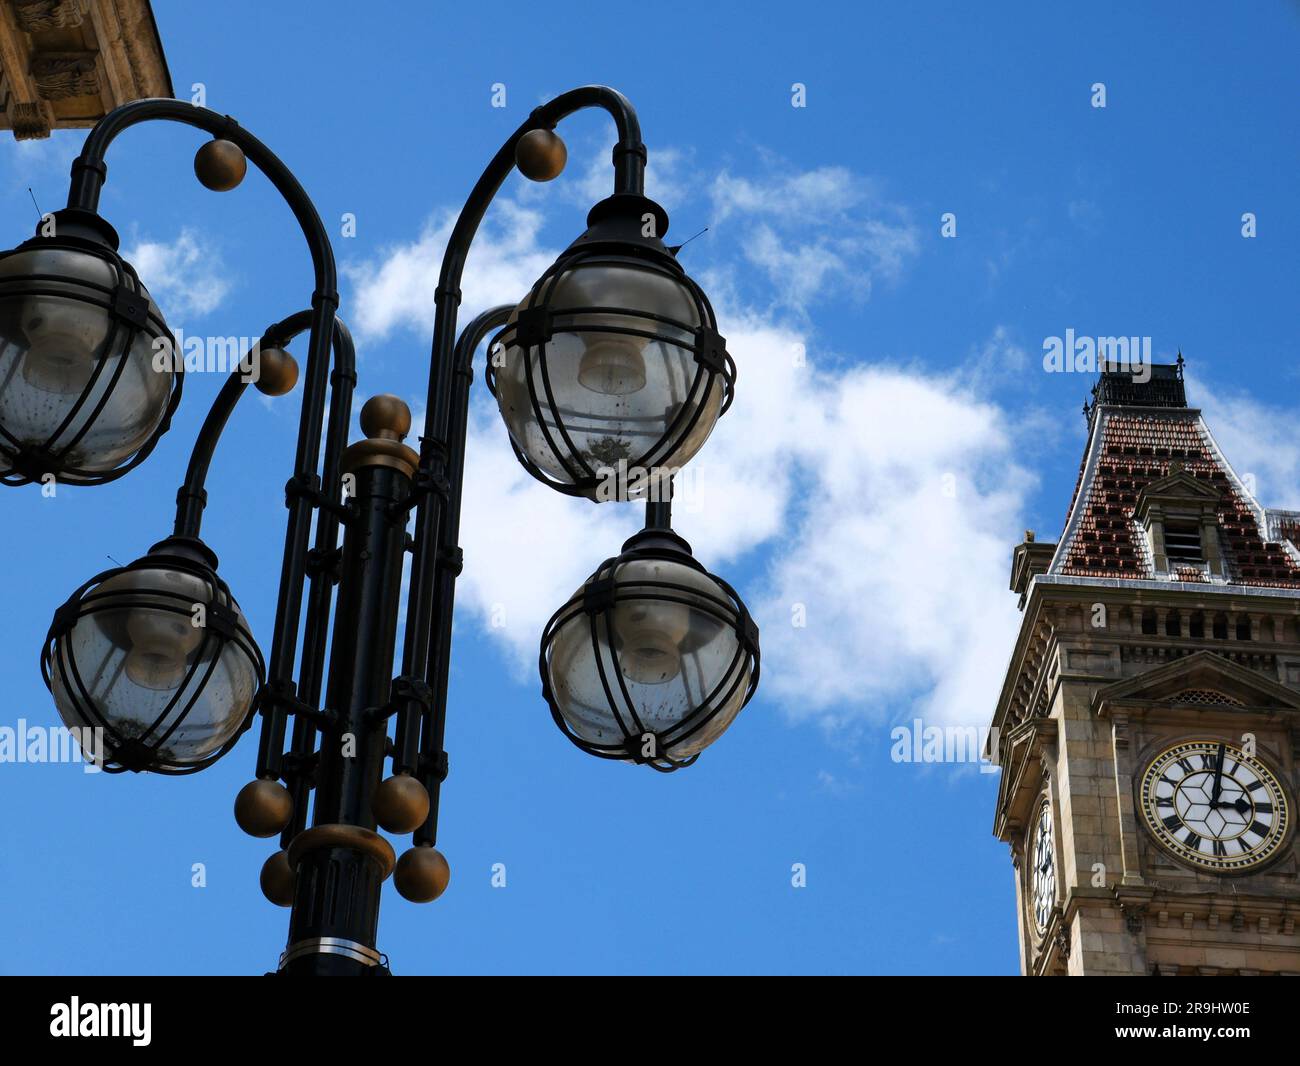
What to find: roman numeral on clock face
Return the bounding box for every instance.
[1162,814,1182,831]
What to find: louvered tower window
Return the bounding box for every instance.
[1163,518,1203,564]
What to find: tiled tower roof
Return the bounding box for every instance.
[1048,363,1300,590]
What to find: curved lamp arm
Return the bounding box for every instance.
[67,100,335,294]
[172,313,356,539]
[65,99,343,778]
[396,87,647,826]
[393,303,514,842]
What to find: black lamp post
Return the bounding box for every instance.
[3,86,760,976]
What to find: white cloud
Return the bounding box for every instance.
[710,165,919,311]
[345,147,698,344]
[454,405,639,669]
[441,314,1033,736]
[1189,379,1300,511]
[563,143,692,211]
[122,229,230,318]
[343,200,555,340]
[344,161,1026,731]
[712,167,870,221]
[718,321,1032,729]
[1,134,82,193]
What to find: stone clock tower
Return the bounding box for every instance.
[989,360,1300,975]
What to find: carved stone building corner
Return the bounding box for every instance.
[0,0,171,140]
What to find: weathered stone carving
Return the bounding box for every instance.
[9,100,50,139]
[30,51,100,99]
[12,0,87,34]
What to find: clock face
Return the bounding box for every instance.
[1031,801,1056,933]
[1139,740,1291,872]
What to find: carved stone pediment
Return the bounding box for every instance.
[1134,469,1225,512]
[1092,650,1300,716]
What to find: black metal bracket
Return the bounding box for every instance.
[175,484,207,514]
[205,599,239,640]
[260,678,335,729]
[692,326,727,375]
[114,738,155,774]
[368,675,433,724]
[418,749,449,784]
[437,546,464,576]
[305,546,343,584]
[738,609,760,652]
[111,284,149,328]
[285,472,353,522]
[414,466,451,500]
[49,595,84,640]
[387,461,450,520]
[281,749,320,788]
[514,305,552,348]
[624,734,659,765]
[583,576,616,614]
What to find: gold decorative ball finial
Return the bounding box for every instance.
[360,394,411,441]
[253,346,299,397]
[372,773,430,834]
[260,849,295,907]
[194,138,248,192]
[394,844,451,903]
[515,128,567,182]
[234,777,293,838]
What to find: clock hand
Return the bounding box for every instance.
[1210,741,1226,806]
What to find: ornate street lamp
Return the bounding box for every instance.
[487,193,735,500]
[540,518,759,771]
[38,322,304,775]
[7,86,759,977]
[41,535,263,773]
[0,209,179,485]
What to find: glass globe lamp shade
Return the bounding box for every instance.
[0,210,179,486]
[41,537,264,773]
[488,195,735,501]
[539,528,759,771]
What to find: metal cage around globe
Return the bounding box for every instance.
[0,211,180,486]
[41,536,264,774]
[487,195,735,501]
[539,527,759,771]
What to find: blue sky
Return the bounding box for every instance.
[1,1,1297,975]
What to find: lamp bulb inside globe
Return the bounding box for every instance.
[577,335,648,396]
[124,606,204,690]
[19,315,97,395]
[613,596,691,685]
